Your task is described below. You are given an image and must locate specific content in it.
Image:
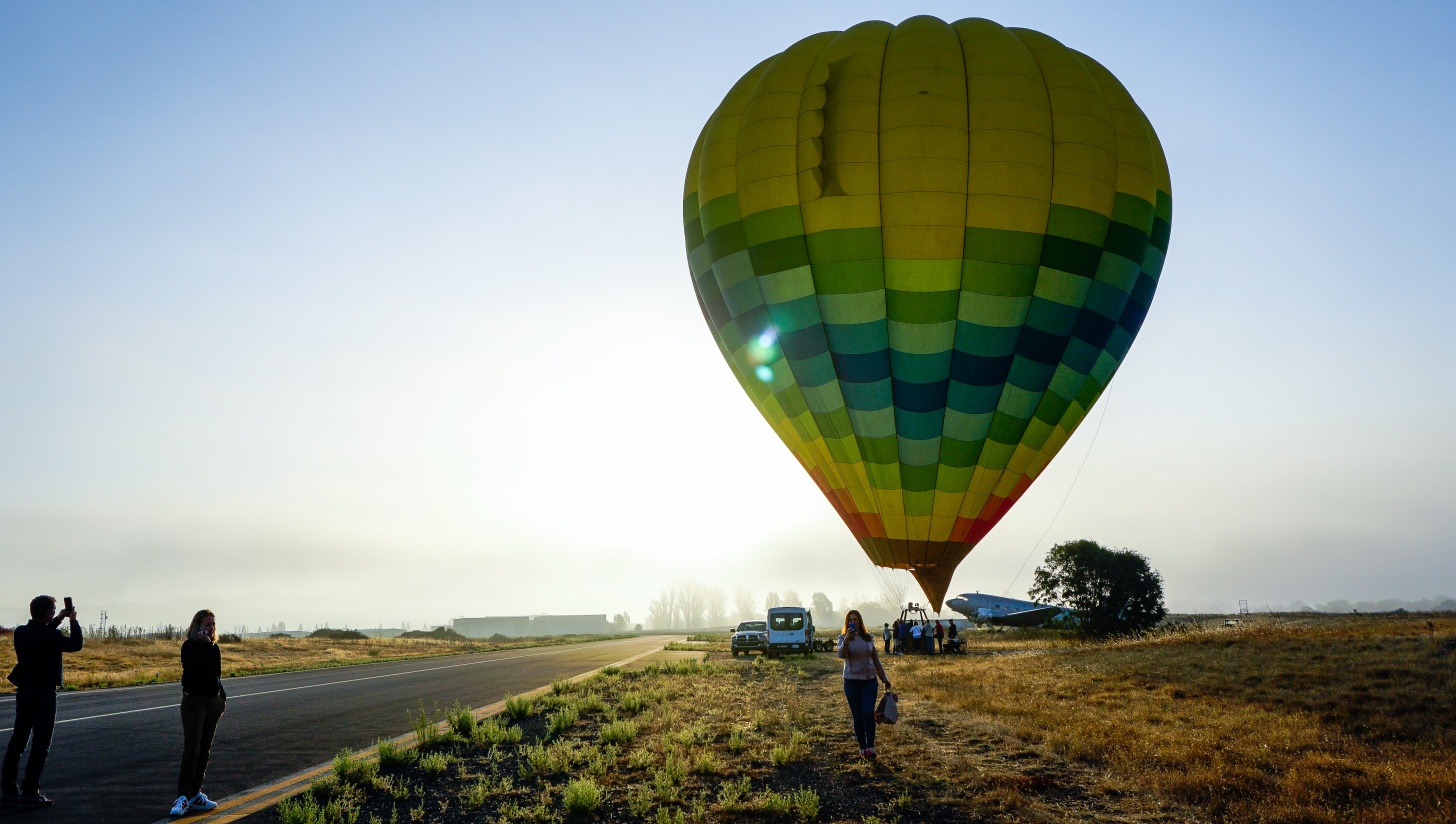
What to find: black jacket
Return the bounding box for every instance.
[7,617,83,690]
[180,638,226,698]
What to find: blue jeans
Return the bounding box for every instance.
[842,678,878,750]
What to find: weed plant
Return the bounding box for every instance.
[375,739,417,769]
[560,777,603,814]
[545,706,578,737]
[502,694,533,720]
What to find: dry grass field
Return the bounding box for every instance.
[901,613,1456,823]
[0,633,623,694]
[274,649,1196,823]
[271,613,1454,824]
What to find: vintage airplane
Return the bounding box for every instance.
[944,592,1072,628]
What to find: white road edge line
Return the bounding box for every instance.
[0,637,642,733]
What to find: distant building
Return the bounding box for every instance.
[452,614,611,638]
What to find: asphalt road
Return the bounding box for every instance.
[0,635,669,824]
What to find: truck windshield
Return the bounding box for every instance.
[736,622,766,632]
[769,614,804,631]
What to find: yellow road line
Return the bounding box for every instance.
[158,642,667,824]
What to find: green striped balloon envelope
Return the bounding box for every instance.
[683,16,1171,610]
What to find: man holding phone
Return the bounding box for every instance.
[2,595,83,808]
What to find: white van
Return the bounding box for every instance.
[765,606,814,657]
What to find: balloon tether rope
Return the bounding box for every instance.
[1002,379,1115,598]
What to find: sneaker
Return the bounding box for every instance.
[190,792,218,811]
[866,747,878,760]
[170,795,191,816]
[19,793,55,808]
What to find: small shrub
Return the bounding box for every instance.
[654,807,685,824]
[218,633,244,644]
[661,752,688,784]
[279,776,364,824]
[503,694,534,720]
[727,727,746,753]
[573,692,608,715]
[627,748,656,770]
[618,691,651,714]
[791,787,820,820]
[626,785,654,817]
[598,719,639,745]
[550,677,575,695]
[750,790,793,815]
[547,706,579,737]
[446,703,476,738]
[651,769,681,804]
[376,738,417,769]
[459,776,511,810]
[692,750,724,775]
[717,776,751,809]
[770,731,808,766]
[600,665,622,676]
[409,705,449,749]
[472,717,523,747]
[561,777,604,814]
[418,752,451,777]
[672,721,709,747]
[331,747,379,786]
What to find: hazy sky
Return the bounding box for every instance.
[3,1,1454,629]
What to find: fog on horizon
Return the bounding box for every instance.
[3,1,1455,631]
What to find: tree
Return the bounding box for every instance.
[705,588,728,627]
[780,590,802,607]
[1029,539,1167,637]
[810,592,834,618]
[764,591,781,611]
[733,587,757,622]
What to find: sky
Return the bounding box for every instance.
[2,1,1454,630]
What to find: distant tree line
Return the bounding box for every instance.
[645,580,866,629]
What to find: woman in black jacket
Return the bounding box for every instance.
[170,610,225,817]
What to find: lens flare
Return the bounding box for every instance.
[754,365,774,383]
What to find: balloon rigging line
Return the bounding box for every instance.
[1002,379,1116,598]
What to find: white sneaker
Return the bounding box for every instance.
[170,795,191,816]
[190,792,217,812]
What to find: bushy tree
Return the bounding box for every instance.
[1029,539,1167,637]
[810,592,834,618]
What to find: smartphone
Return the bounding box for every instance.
[64,596,73,613]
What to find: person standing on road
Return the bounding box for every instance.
[3,595,83,808]
[881,623,892,654]
[170,610,227,817]
[836,609,891,759]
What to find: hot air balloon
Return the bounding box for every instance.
[683,16,1171,610]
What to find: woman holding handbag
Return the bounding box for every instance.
[836,609,892,759]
